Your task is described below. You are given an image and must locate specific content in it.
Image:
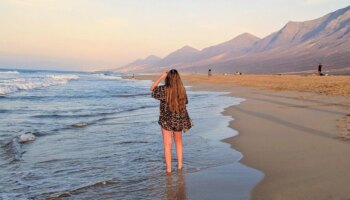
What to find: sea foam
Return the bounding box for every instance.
[18,133,36,143]
[90,74,122,80]
[0,71,19,74]
[0,74,79,95]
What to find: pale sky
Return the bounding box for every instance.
[0,0,349,71]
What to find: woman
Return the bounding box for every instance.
[150,69,192,173]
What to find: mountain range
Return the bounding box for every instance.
[116,5,350,74]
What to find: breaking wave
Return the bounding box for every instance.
[0,71,19,74]
[4,133,37,161]
[0,74,79,95]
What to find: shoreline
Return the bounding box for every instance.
[136,74,350,199]
[130,75,264,199]
[222,89,350,199]
[183,90,263,200]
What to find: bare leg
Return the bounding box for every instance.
[173,131,183,170]
[162,129,173,173]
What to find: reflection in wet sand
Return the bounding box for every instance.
[166,171,186,200]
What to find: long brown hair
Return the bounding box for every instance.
[165,69,187,113]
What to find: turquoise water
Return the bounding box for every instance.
[0,69,262,199]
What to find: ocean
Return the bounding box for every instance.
[0,69,262,199]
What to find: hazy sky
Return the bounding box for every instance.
[0,0,349,71]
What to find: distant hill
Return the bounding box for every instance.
[186,33,260,69]
[115,5,350,74]
[155,45,199,67]
[117,55,161,73]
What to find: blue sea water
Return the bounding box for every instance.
[0,69,262,199]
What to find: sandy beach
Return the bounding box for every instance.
[139,74,350,200]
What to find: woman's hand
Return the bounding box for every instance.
[150,70,168,91]
[160,70,168,79]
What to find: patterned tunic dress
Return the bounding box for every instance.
[152,85,192,132]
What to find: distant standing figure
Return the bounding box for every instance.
[208,69,212,77]
[131,74,135,79]
[150,69,192,173]
[318,63,324,76]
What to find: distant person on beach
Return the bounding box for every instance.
[318,63,324,76]
[150,69,192,173]
[208,69,212,77]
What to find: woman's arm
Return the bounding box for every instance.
[150,71,167,91]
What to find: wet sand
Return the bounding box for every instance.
[138,74,350,200]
